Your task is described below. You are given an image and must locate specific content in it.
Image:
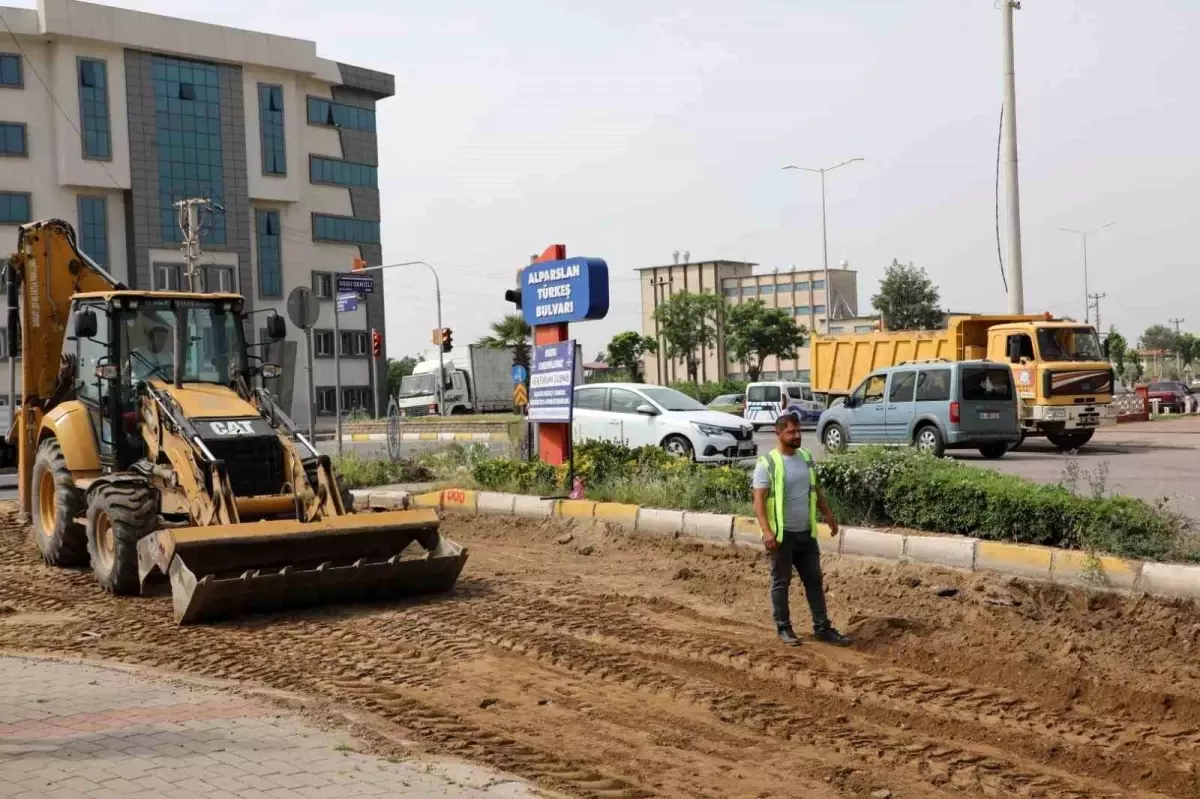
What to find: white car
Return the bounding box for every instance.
[572,383,757,463]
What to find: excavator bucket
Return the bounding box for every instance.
[136,508,468,624]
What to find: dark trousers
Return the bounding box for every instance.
[769,531,830,632]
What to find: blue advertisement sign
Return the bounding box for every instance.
[528,340,576,423]
[520,257,609,327]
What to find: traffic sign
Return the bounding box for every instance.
[513,383,528,407]
[511,364,528,384]
[336,273,374,294]
[528,340,575,423]
[286,286,319,329]
[336,292,358,313]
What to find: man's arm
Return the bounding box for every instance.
[815,484,839,537]
[752,487,777,551]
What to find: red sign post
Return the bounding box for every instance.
[531,244,569,466]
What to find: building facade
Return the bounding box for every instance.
[639,260,858,384]
[0,0,392,421]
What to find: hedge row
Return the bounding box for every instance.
[465,443,1192,562]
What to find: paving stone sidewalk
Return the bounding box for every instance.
[0,656,537,798]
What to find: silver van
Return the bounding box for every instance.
[816,360,1021,458]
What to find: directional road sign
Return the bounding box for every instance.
[511,364,528,384]
[513,383,528,407]
[336,293,358,313]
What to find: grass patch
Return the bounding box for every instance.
[332,450,434,490]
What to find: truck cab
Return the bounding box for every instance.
[985,321,1112,448]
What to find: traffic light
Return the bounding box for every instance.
[504,268,523,310]
[371,328,382,358]
[351,257,367,271]
[440,328,453,353]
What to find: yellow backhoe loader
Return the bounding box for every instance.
[6,219,467,623]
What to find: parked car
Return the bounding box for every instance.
[816,360,1021,458]
[743,381,822,430]
[1145,380,1190,414]
[572,383,757,463]
[707,393,744,416]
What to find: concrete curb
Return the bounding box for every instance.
[349,488,1197,600]
[340,432,509,444]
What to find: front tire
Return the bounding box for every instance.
[31,438,88,567]
[662,434,694,460]
[1047,430,1094,451]
[978,442,1008,459]
[822,423,847,455]
[85,481,159,595]
[913,424,946,457]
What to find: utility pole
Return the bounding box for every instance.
[1088,292,1106,335]
[1001,1,1024,314]
[1059,223,1115,323]
[174,198,222,291]
[1170,317,1186,376]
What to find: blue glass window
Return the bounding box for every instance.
[312,214,380,245]
[812,279,827,290]
[795,305,810,316]
[0,122,25,156]
[813,304,826,314]
[77,196,108,267]
[0,54,20,87]
[258,84,286,175]
[306,96,375,133]
[153,56,224,245]
[309,155,377,188]
[78,58,111,160]
[794,281,810,292]
[0,192,30,224]
[256,210,282,298]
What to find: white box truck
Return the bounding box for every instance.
[393,345,517,417]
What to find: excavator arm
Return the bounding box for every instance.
[7,220,123,513]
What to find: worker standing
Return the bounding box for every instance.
[752,410,852,647]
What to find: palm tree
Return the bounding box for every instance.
[477,313,531,348]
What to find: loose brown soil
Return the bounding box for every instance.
[1,504,1199,798]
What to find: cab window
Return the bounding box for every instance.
[1006,333,1034,363]
[73,303,111,405]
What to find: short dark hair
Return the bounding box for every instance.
[774,410,801,432]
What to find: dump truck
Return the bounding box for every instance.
[811,314,1113,450]
[7,219,467,623]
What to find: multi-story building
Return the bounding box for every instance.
[0,0,392,422]
[638,259,858,384]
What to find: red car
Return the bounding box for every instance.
[1145,381,1191,413]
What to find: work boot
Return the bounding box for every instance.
[777,626,801,647]
[814,626,852,647]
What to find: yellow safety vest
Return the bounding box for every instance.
[760,448,818,542]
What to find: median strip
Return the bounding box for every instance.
[352,487,1200,600]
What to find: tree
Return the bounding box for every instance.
[1177,332,1198,369]
[652,291,724,385]
[605,331,658,382]
[724,300,808,381]
[477,314,531,348]
[1105,327,1127,380]
[1140,324,1179,354]
[385,356,418,397]
[871,260,943,331]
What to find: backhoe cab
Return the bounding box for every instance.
[9,219,466,623]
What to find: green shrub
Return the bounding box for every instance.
[333,452,434,490]
[670,379,747,405]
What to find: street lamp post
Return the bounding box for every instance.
[782,158,863,332]
[355,260,444,413]
[1057,223,1115,324]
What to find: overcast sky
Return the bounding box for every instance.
[16,0,1200,360]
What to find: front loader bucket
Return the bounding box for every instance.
[136,508,468,624]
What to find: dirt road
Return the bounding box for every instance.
[2,506,1199,798]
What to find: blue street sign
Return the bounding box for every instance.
[336,273,374,294]
[528,340,576,424]
[520,257,609,327]
[336,292,358,313]
[511,363,528,384]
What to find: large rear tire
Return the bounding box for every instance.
[31,438,88,567]
[85,481,159,595]
[1047,430,1094,451]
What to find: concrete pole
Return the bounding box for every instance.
[1001,1,1024,314]
[820,170,831,332]
[333,296,342,455]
